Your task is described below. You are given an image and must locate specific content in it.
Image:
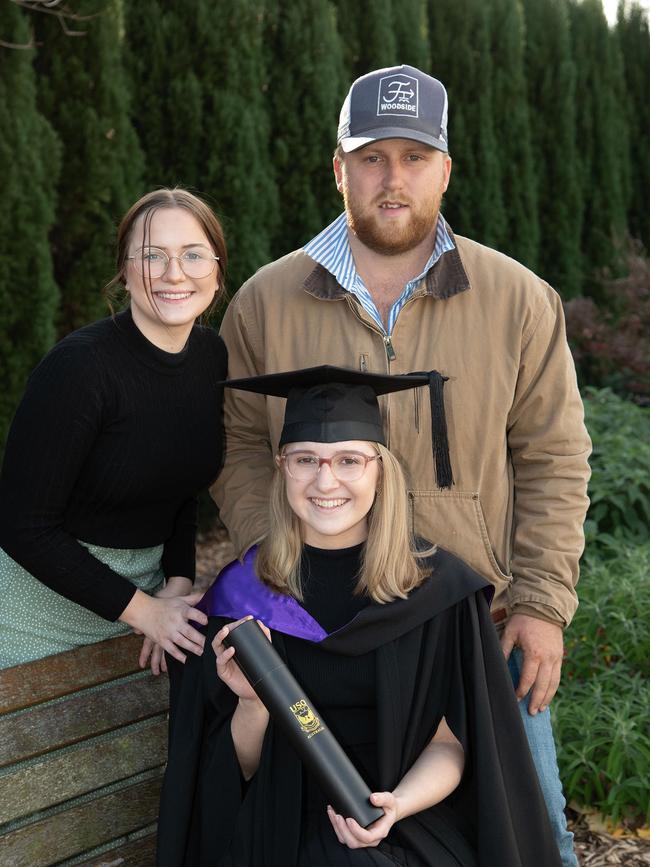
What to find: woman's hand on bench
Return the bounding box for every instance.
[118,578,208,672]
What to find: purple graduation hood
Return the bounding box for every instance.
[197,548,328,642]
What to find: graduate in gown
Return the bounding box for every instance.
[157,367,562,867]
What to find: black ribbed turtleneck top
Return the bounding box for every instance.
[0,309,226,620]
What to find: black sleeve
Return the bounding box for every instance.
[157,619,243,866]
[161,496,198,580]
[0,342,138,620]
[442,592,563,867]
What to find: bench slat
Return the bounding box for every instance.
[0,674,168,768]
[0,717,167,824]
[0,633,144,714]
[1,776,162,867]
[77,831,157,866]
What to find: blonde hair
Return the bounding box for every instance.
[256,443,435,603]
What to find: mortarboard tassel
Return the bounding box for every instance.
[428,371,453,489]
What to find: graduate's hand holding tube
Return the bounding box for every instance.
[214,616,272,702]
[328,717,465,849]
[327,792,399,848]
[213,616,271,781]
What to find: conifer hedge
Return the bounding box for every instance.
[0,4,60,448]
[2,0,650,447]
[34,0,144,335]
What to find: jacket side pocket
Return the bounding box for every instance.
[409,489,512,599]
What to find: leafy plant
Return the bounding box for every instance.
[555,544,650,827]
[583,387,650,546]
[554,666,650,827]
[565,546,650,680]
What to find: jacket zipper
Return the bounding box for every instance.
[345,296,393,446]
[345,296,392,371]
[387,289,431,442]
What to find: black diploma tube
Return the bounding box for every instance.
[224,618,384,828]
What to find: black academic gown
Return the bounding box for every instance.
[157,549,562,867]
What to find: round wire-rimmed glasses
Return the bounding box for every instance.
[127,246,220,279]
[279,450,382,482]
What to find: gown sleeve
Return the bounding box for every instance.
[442,591,563,867]
[157,618,242,866]
[157,624,305,867]
[372,589,562,866]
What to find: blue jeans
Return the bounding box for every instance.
[508,649,578,867]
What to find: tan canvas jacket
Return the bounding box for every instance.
[213,233,591,627]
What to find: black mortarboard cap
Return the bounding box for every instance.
[222,365,454,489]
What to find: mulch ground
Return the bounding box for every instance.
[195,527,650,866]
[571,818,650,865]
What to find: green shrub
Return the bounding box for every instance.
[555,544,650,826]
[554,665,650,826]
[564,546,650,679]
[583,387,650,546]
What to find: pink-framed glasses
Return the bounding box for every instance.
[279,450,381,482]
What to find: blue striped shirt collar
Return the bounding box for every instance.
[303,212,455,334]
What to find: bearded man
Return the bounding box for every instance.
[213,65,590,867]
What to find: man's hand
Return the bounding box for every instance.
[500,614,564,715]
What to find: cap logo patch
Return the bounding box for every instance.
[377,73,419,117]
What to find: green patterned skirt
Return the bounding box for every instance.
[0,542,164,669]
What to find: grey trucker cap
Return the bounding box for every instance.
[337,64,449,153]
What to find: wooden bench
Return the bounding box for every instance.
[0,633,169,866]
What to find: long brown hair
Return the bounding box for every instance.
[103,187,227,318]
[256,443,435,603]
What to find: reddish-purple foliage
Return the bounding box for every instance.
[565,241,650,403]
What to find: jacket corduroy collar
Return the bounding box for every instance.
[302,226,471,302]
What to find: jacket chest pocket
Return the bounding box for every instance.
[409,490,512,595]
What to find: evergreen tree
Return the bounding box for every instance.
[126,0,277,294]
[567,0,629,284]
[616,1,650,251]
[427,0,506,249]
[392,0,430,70]
[521,0,582,297]
[334,0,398,79]
[195,0,277,292]
[123,0,171,186]
[0,5,61,449]
[488,0,539,269]
[264,0,346,255]
[127,0,205,189]
[34,0,145,335]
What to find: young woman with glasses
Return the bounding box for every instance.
[0,188,226,673]
[158,368,562,867]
